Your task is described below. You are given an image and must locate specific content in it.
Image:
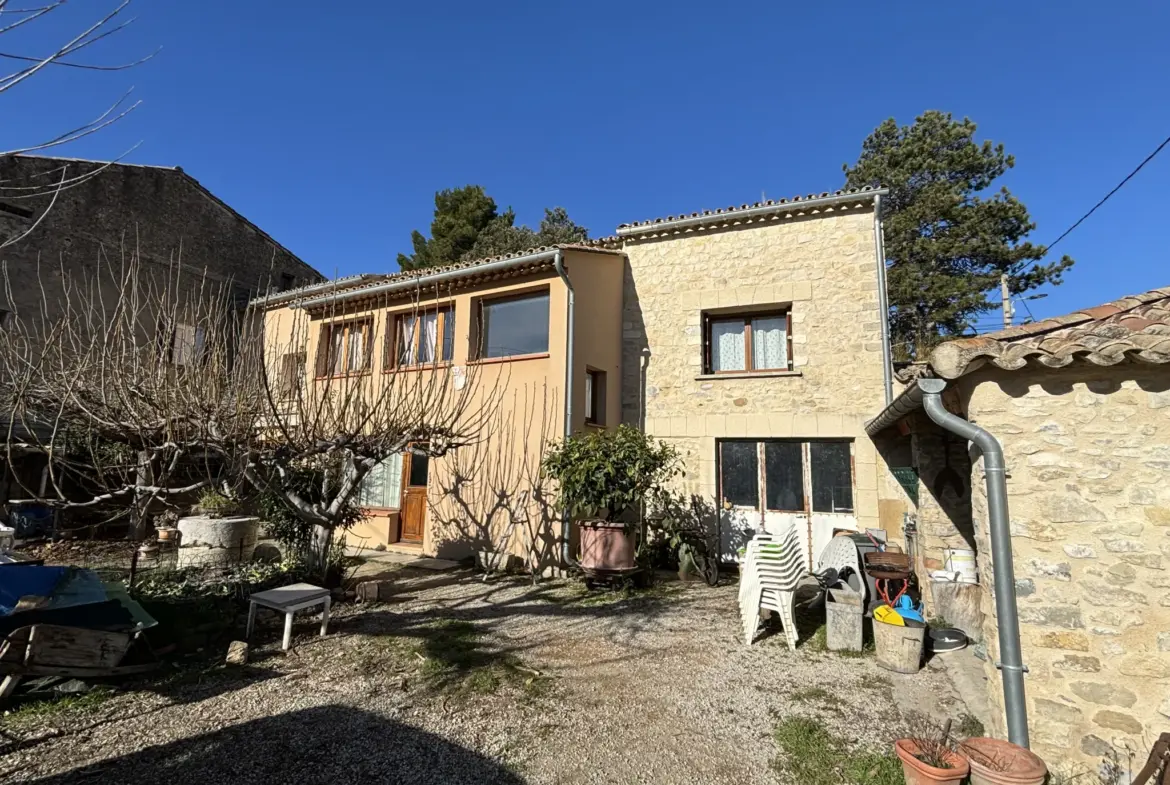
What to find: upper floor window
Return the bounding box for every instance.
[390,307,454,368]
[279,273,296,291]
[278,351,306,398]
[170,323,206,367]
[477,290,549,359]
[704,310,791,373]
[318,318,371,376]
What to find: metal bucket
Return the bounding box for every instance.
[873,617,925,673]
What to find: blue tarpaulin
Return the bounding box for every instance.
[0,565,68,616]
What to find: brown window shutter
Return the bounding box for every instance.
[315,324,330,377]
[786,311,794,370]
[701,312,711,374]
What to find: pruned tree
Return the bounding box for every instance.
[248,286,506,569]
[0,0,155,249]
[0,249,263,538]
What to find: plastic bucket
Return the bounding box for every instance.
[874,617,925,673]
[943,548,977,583]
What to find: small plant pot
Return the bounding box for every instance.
[894,739,969,785]
[578,520,636,572]
[959,737,1046,785]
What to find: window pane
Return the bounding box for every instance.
[440,308,454,361]
[710,319,746,371]
[398,315,418,365]
[330,327,345,374]
[408,452,429,487]
[359,454,404,508]
[584,372,594,420]
[764,441,804,511]
[418,311,438,363]
[481,292,550,358]
[347,325,366,371]
[384,453,403,507]
[811,442,853,513]
[752,315,787,370]
[720,441,759,508]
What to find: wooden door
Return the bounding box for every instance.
[399,451,429,544]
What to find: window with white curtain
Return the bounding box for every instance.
[357,453,404,509]
[318,319,372,376]
[392,307,454,367]
[705,310,791,373]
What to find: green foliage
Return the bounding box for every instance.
[955,712,985,739]
[644,491,717,569]
[541,425,681,523]
[129,556,311,603]
[397,185,588,270]
[1,686,115,727]
[193,488,243,518]
[255,463,365,550]
[843,110,1074,360]
[773,716,903,785]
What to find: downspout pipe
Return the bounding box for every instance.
[873,193,894,406]
[552,250,576,567]
[918,378,1030,748]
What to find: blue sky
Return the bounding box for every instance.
[4,1,1168,324]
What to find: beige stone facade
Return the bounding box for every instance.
[956,365,1170,767]
[620,205,903,557]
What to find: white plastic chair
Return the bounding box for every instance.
[816,534,866,602]
[739,528,805,650]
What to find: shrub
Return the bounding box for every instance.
[255,462,365,552]
[541,425,681,525]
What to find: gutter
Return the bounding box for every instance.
[552,250,577,567]
[873,193,894,405]
[294,249,563,310]
[248,274,385,308]
[615,188,888,238]
[867,378,1030,748]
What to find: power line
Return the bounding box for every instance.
[1014,294,1037,324]
[1030,132,1170,266]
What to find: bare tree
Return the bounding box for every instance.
[0,247,263,538]
[0,0,155,248]
[246,285,506,569]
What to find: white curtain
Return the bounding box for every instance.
[711,320,746,371]
[330,327,346,374]
[419,311,438,363]
[347,326,365,371]
[398,315,418,365]
[751,316,787,370]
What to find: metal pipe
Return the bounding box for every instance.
[919,378,1030,748]
[294,249,563,309]
[615,188,888,237]
[552,250,576,566]
[864,379,930,436]
[873,193,894,405]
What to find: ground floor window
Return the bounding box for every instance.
[718,439,854,513]
[357,453,404,509]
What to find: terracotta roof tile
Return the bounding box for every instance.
[928,286,1170,379]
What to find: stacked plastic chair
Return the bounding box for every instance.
[815,534,867,603]
[738,526,806,650]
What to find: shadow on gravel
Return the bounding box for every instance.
[23,704,528,785]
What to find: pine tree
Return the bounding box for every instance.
[399,189,589,271]
[844,111,1073,360]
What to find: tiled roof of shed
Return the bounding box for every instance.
[929,287,1170,379]
[616,186,885,234]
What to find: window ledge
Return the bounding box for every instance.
[695,370,802,381]
[468,352,550,366]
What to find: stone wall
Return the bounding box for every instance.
[961,365,1170,768]
[620,207,898,536]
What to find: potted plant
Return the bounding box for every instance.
[894,720,969,785]
[646,490,719,585]
[542,425,680,573]
[958,737,1047,785]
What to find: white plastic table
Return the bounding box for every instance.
[246,582,331,651]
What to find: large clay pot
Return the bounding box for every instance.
[176,515,259,568]
[959,737,1047,785]
[894,739,970,785]
[578,520,635,571]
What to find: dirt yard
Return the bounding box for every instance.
[0,567,979,784]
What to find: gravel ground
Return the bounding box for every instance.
[0,569,973,785]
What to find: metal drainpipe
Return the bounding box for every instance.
[552,250,576,567]
[873,193,893,406]
[919,378,1030,748]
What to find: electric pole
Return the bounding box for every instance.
[1001,274,1014,329]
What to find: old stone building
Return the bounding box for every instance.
[0,155,321,324]
[869,287,1170,769]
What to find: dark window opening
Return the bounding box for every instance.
[408,451,429,487]
[280,273,296,291]
[585,369,605,425]
[811,441,854,513]
[719,440,759,508]
[477,290,550,359]
[764,441,804,511]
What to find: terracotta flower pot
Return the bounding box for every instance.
[959,737,1047,785]
[578,520,635,571]
[894,739,970,785]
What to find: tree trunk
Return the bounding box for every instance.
[309,523,333,582]
[131,450,153,541]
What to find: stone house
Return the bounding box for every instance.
[253,187,909,573]
[866,287,1170,769]
[0,155,322,325]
